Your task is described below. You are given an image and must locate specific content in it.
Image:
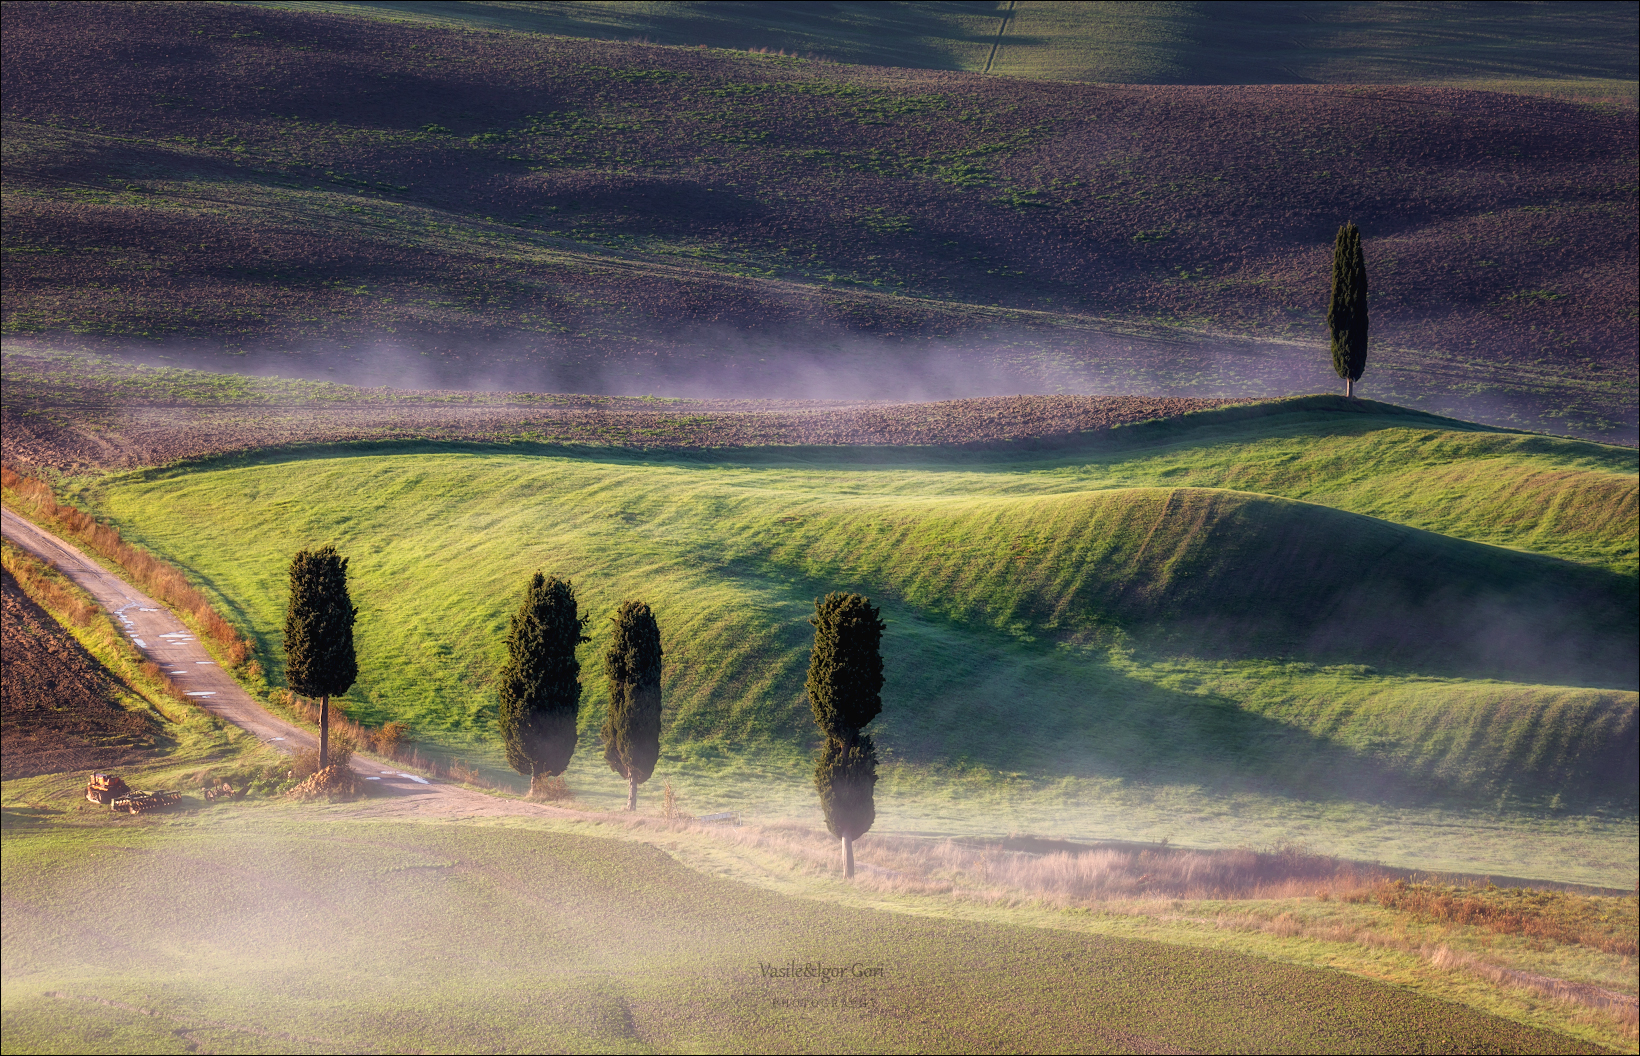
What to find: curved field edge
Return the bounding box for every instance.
[0,541,266,785]
[0,815,1615,1055]
[74,395,1635,577]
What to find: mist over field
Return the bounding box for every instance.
[79,322,1336,401]
[3,3,1638,1053]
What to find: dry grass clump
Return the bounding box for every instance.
[0,542,98,628]
[286,733,354,784]
[635,822,1371,903]
[269,689,498,789]
[1,465,255,668]
[1428,945,1638,1023]
[286,764,362,801]
[1348,877,1639,956]
[527,775,573,802]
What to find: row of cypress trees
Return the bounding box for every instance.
[285,549,886,872]
[494,574,884,876]
[496,574,666,810]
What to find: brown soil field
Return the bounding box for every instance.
[0,569,161,778]
[0,353,1240,471]
[2,3,1634,441]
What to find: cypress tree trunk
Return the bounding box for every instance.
[319,694,330,769]
[843,835,855,879]
[628,773,638,811]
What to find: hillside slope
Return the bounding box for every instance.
[3,2,1635,439]
[86,408,1638,807]
[271,1,1640,98]
[734,486,1637,684]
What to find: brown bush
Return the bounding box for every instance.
[528,774,572,802]
[1348,878,1639,956]
[266,689,499,790]
[0,544,98,628]
[286,764,361,801]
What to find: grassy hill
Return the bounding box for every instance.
[266,1,1640,100]
[3,2,1635,440]
[73,400,1635,844]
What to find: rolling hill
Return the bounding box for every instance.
[2,2,1635,439]
[72,399,1635,820]
[266,1,1640,98]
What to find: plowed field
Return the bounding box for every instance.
[0,570,159,778]
[0,353,1243,470]
[2,2,1634,440]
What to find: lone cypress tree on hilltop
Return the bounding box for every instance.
[807,592,885,879]
[1327,222,1370,398]
[601,600,664,811]
[284,546,357,771]
[498,573,588,791]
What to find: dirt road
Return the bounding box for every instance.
[2,506,523,814]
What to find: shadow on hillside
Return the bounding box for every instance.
[876,625,1639,813]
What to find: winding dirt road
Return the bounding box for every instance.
[2,507,531,817]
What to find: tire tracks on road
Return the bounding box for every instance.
[2,507,490,809]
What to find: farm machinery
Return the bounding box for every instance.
[85,773,182,814]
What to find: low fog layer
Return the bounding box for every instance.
[21,320,1620,442]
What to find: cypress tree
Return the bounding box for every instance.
[284,546,357,771]
[1327,222,1370,398]
[497,573,588,789]
[806,592,885,878]
[601,600,664,811]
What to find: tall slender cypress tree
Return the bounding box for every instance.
[601,600,664,811]
[284,546,357,770]
[1327,222,1370,398]
[807,592,885,879]
[497,573,588,789]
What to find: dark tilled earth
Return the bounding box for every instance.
[2,1,1634,442]
[0,385,1240,471]
[0,570,161,778]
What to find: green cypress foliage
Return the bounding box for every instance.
[806,592,885,877]
[284,545,357,769]
[497,573,588,782]
[601,600,664,811]
[1327,222,1370,397]
[815,734,878,840]
[806,592,884,739]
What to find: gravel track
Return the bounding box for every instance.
[1,508,516,814]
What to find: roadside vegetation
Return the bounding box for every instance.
[0,543,284,797]
[3,394,1635,1051]
[0,466,256,671]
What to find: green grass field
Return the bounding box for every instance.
[262,0,1640,101]
[57,399,1637,885]
[0,807,1614,1055]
